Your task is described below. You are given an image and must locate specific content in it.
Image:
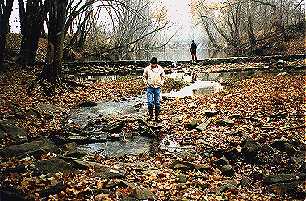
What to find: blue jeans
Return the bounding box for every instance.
[147,87,161,111]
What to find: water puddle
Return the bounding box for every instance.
[66,94,154,157]
[68,96,146,129]
[163,80,222,98]
[78,136,151,157]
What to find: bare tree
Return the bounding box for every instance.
[27,0,169,93]
[82,0,169,60]
[17,0,48,65]
[195,0,305,55]
[0,0,14,66]
[66,0,97,50]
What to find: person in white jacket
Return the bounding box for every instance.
[143,57,165,122]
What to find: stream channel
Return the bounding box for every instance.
[66,68,303,158]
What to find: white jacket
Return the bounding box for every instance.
[143,64,165,88]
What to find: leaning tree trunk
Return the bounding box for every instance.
[42,0,68,83]
[0,19,6,65]
[247,1,257,54]
[0,0,14,66]
[17,0,47,66]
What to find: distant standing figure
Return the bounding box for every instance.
[143,57,165,122]
[190,40,197,63]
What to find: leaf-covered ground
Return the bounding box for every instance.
[0,64,304,200]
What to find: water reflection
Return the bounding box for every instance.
[163,80,223,98]
[199,71,253,83]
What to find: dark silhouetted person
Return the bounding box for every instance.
[190,40,197,63]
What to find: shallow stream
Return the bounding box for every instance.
[68,68,303,157]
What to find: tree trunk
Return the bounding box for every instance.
[0,21,6,64]
[247,1,257,53]
[18,0,26,35]
[17,0,47,66]
[43,0,68,83]
[0,0,14,66]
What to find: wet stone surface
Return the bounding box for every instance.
[78,136,152,157]
[64,76,226,157]
[63,69,304,158]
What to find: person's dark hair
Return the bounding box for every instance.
[150,57,158,64]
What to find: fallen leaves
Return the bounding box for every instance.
[0,63,304,200]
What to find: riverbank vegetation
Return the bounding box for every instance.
[194,0,305,56]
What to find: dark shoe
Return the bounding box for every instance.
[147,107,153,121]
[154,109,161,122]
[154,117,161,123]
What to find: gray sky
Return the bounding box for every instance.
[9,0,20,33]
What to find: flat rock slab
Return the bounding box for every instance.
[72,160,126,179]
[264,173,306,184]
[34,159,73,174]
[0,138,58,157]
[36,103,65,114]
[0,187,26,201]
[0,120,27,143]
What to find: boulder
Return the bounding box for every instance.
[269,182,305,198]
[34,158,73,174]
[240,176,252,187]
[64,150,87,159]
[263,173,306,184]
[196,118,212,131]
[177,174,187,183]
[263,168,306,197]
[214,156,229,167]
[0,138,58,157]
[224,148,240,161]
[62,142,77,152]
[72,160,125,179]
[217,181,237,194]
[0,120,27,143]
[134,187,155,200]
[241,139,261,161]
[35,103,64,117]
[105,180,129,189]
[170,160,195,171]
[95,168,125,179]
[216,119,234,126]
[187,120,199,129]
[105,121,124,133]
[194,164,211,172]
[78,101,98,107]
[0,187,26,201]
[271,140,296,155]
[40,181,65,198]
[220,165,235,177]
[204,110,219,117]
